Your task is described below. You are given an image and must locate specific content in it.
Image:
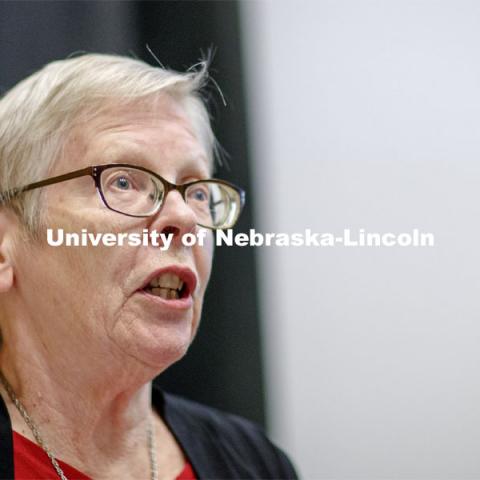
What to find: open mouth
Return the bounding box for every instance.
[141,268,196,301]
[144,273,187,300]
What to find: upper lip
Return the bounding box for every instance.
[140,265,197,297]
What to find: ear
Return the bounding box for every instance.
[0,208,16,293]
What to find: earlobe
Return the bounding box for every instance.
[0,209,16,293]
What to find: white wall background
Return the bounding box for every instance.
[240,1,480,478]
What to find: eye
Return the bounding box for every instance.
[104,170,144,192]
[187,184,210,203]
[191,188,209,202]
[114,176,131,190]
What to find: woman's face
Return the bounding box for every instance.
[9,95,214,373]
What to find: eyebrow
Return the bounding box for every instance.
[101,146,212,179]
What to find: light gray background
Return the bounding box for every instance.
[240,1,480,478]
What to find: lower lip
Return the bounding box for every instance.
[137,290,194,310]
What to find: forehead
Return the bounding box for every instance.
[58,94,211,176]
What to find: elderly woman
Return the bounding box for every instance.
[0,54,297,480]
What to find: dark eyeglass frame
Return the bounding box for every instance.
[0,163,246,230]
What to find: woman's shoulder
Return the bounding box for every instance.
[153,385,298,479]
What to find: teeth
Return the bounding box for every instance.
[149,273,183,290]
[150,287,179,300]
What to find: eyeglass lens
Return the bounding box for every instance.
[99,166,241,229]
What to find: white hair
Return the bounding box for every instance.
[0,53,218,232]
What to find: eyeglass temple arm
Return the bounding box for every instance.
[0,167,94,204]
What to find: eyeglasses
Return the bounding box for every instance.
[0,163,246,230]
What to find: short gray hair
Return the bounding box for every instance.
[0,53,218,232]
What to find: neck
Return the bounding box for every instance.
[0,318,158,477]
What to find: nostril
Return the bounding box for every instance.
[162,226,180,237]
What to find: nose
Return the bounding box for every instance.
[148,189,198,246]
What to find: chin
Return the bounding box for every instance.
[131,324,193,372]
[112,304,197,372]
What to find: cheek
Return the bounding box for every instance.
[11,241,112,340]
[30,223,137,321]
[39,209,140,286]
[190,233,213,333]
[196,232,214,292]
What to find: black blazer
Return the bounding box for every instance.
[0,385,298,479]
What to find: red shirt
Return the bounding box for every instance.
[13,432,196,480]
